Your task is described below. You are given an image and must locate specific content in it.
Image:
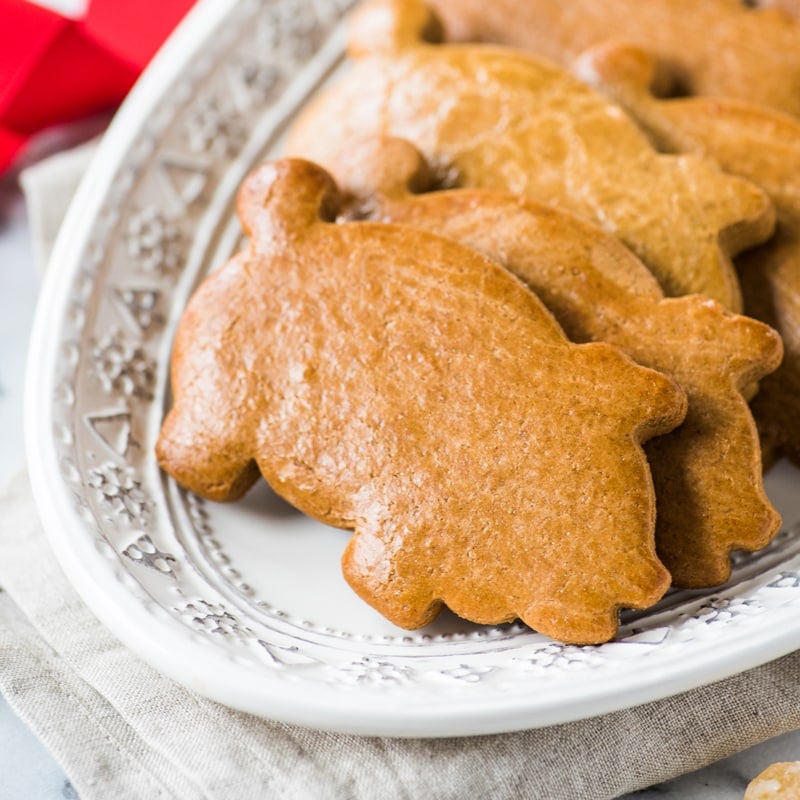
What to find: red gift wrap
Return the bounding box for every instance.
[0,0,196,173]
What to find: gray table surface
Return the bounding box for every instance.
[1,178,798,799]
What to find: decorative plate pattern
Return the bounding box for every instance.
[26,0,800,737]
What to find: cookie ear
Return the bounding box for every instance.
[236,159,341,244]
[348,0,443,58]
[581,343,687,438]
[573,42,675,101]
[337,137,434,210]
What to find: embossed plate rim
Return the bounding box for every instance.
[25,0,800,737]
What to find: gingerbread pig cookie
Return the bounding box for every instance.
[424,0,800,118]
[287,0,775,312]
[746,763,800,799]
[344,138,782,587]
[576,43,800,464]
[157,158,687,644]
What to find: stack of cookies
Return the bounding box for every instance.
[156,0,800,644]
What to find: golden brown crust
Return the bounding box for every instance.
[746,763,800,799]
[344,137,782,588]
[577,43,800,466]
[425,0,800,118]
[156,158,687,643]
[287,0,775,312]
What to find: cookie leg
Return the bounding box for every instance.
[522,601,620,646]
[341,528,444,630]
[156,409,260,502]
[521,550,670,645]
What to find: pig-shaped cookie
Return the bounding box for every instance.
[342,138,782,588]
[425,0,800,118]
[746,763,800,800]
[287,0,775,312]
[156,158,687,644]
[576,43,800,466]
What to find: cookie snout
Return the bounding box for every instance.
[633,365,688,441]
[579,343,687,440]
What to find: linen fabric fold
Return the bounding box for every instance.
[4,472,800,799]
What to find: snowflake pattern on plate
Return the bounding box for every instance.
[87,463,152,526]
[123,534,177,576]
[126,206,183,274]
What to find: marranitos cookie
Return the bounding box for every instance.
[575,43,800,465]
[425,0,800,118]
[746,763,800,799]
[344,138,782,588]
[287,0,775,312]
[157,158,687,644]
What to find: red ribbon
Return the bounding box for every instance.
[0,0,196,174]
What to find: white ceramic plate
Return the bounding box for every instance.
[26,0,800,737]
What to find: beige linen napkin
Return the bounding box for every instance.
[3,146,800,800]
